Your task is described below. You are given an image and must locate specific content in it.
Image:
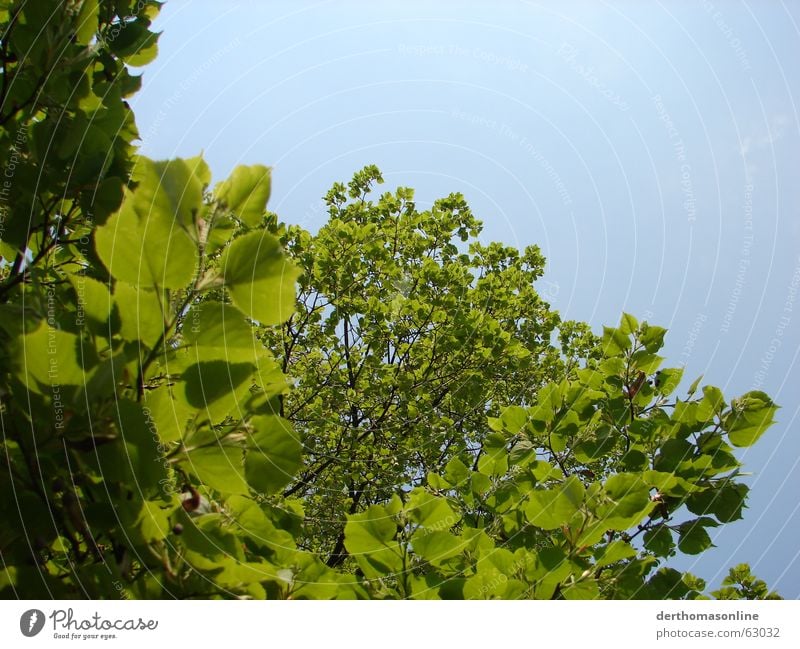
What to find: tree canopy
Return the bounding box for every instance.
[0,1,781,599]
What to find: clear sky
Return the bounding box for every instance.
[130,0,800,596]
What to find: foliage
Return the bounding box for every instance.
[0,0,159,281]
[259,167,595,562]
[0,1,782,599]
[337,313,780,598]
[712,564,782,600]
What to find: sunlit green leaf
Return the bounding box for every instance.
[221,231,300,325]
[594,540,636,567]
[602,326,631,356]
[216,164,272,226]
[182,360,256,423]
[639,324,667,353]
[344,505,403,578]
[406,488,457,530]
[16,322,90,393]
[619,312,638,336]
[412,531,463,565]
[525,477,585,530]
[596,473,652,531]
[185,447,249,495]
[75,0,99,45]
[95,187,198,289]
[137,500,172,542]
[245,415,303,495]
[114,281,166,347]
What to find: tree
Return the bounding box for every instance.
[259,166,596,563]
[0,1,781,599]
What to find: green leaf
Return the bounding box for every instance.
[406,488,457,530]
[598,357,626,378]
[137,500,172,542]
[82,176,125,225]
[726,409,778,447]
[111,21,160,67]
[619,312,638,335]
[654,438,693,472]
[644,525,674,557]
[412,531,463,566]
[206,215,237,254]
[682,572,707,594]
[477,433,508,476]
[531,461,562,482]
[529,546,571,591]
[736,390,774,409]
[226,495,295,551]
[114,281,166,347]
[143,383,192,444]
[701,385,726,413]
[182,360,256,423]
[686,483,749,523]
[724,396,778,447]
[631,351,664,374]
[75,0,99,47]
[184,447,249,495]
[646,567,691,598]
[216,164,272,227]
[525,477,585,530]
[562,579,600,600]
[597,473,652,531]
[344,505,403,578]
[178,512,245,565]
[470,472,492,499]
[686,374,703,397]
[601,326,631,356]
[500,405,528,434]
[574,424,617,464]
[184,154,212,189]
[68,274,112,331]
[639,324,667,352]
[182,302,258,350]
[245,415,303,495]
[594,540,636,568]
[95,186,198,289]
[620,449,649,471]
[93,400,169,498]
[539,381,564,411]
[16,322,89,393]
[132,157,204,231]
[214,559,278,590]
[443,457,470,486]
[677,519,716,555]
[655,367,683,396]
[642,470,697,497]
[221,231,300,325]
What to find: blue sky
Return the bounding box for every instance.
[131,0,800,596]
